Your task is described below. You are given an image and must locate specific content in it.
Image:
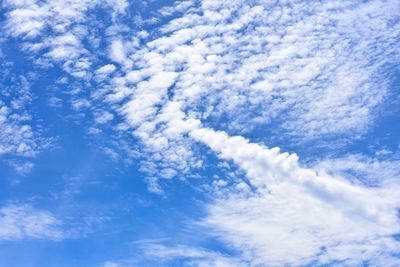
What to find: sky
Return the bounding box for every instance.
[0,0,400,266]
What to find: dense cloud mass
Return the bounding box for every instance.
[192,128,400,266]
[107,0,399,184]
[1,0,400,266]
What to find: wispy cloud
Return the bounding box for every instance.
[315,153,400,186]
[0,204,65,241]
[105,240,247,267]
[140,242,247,267]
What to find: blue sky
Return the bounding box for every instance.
[0,0,400,266]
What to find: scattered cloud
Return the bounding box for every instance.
[3,0,128,77]
[6,160,34,176]
[113,0,399,140]
[106,241,247,267]
[4,0,398,183]
[95,0,400,188]
[1,0,400,265]
[0,74,51,174]
[0,103,38,157]
[0,204,65,241]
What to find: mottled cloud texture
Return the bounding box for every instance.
[2,0,400,266]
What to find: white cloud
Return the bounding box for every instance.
[0,106,36,157]
[190,127,400,266]
[0,76,48,162]
[95,111,114,124]
[3,0,128,77]
[2,0,399,265]
[7,161,34,176]
[105,0,128,20]
[109,39,128,65]
[0,204,65,241]
[5,0,398,183]
[95,64,117,81]
[71,98,91,111]
[96,64,116,75]
[158,1,196,17]
[136,242,247,267]
[315,153,400,187]
[47,96,63,108]
[122,71,179,127]
[103,262,119,267]
[100,0,400,187]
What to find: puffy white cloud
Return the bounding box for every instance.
[99,0,400,187]
[0,76,48,162]
[105,0,128,20]
[0,107,36,157]
[122,71,179,127]
[95,111,114,124]
[109,39,128,65]
[0,204,65,240]
[158,1,196,17]
[3,0,128,77]
[95,64,117,81]
[190,127,400,266]
[71,98,91,110]
[5,0,398,182]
